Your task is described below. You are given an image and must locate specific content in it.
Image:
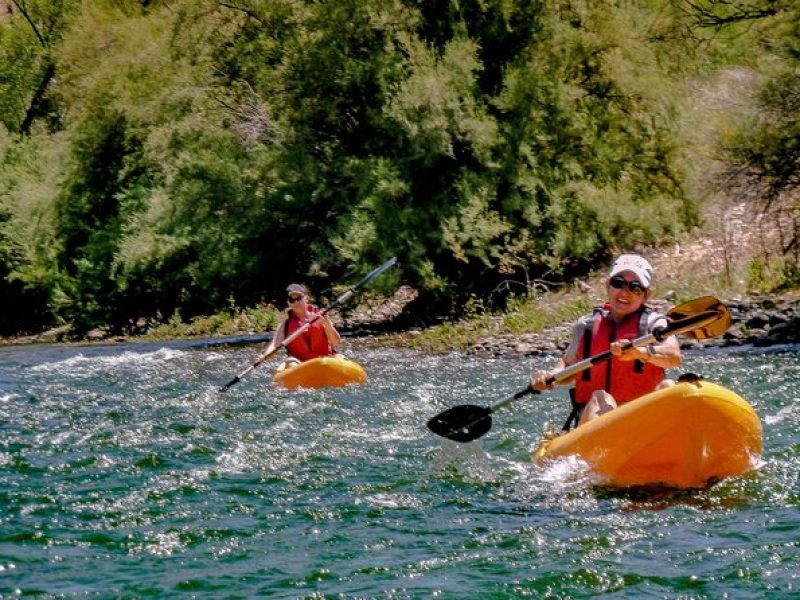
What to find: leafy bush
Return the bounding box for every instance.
[6,0,791,337]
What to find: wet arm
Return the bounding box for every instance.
[321,315,342,348]
[262,320,287,357]
[615,336,681,369]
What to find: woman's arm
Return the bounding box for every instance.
[262,319,287,356]
[612,335,681,369]
[320,314,342,348]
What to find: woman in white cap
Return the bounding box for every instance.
[531,254,681,428]
[263,283,342,367]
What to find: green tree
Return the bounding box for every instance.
[0,0,723,335]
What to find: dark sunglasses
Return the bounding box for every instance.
[609,275,646,295]
[287,294,304,303]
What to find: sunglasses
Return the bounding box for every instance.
[287,294,305,303]
[609,275,646,295]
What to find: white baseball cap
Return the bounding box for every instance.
[609,254,654,289]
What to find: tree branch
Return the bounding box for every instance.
[10,0,46,47]
[217,1,267,26]
[682,0,779,31]
[19,58,54,134]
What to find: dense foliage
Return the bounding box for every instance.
[1,0,797,335]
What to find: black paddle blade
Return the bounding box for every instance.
[426,405,493,443]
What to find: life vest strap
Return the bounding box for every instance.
[562,388,581,431]
[632,307,651,374]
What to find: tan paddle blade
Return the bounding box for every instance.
[666,296,731,340]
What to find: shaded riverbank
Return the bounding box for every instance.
[0,286,421,347]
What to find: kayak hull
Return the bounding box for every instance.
[272,356,367,389]
[533,381,762,489]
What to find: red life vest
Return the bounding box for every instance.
[573,305,665,404]
[283,306,334,362]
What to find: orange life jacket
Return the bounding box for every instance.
[573,305,665,404]
[283,306,334,362]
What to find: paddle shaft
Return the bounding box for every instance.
[220,257,397,391]
[486,309,720,414]
[427,300,730,443]
[220,315,326,390]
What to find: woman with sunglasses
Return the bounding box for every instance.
[263,283,342,367]
[531,254,681,428]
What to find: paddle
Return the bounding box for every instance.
[219,257,398,391]
[426,296,732,443]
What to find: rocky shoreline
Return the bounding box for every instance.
[467,295,800,358]
[5,291,800,357]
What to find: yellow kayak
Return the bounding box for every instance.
[272,356,367,389]
[533,380,763,489]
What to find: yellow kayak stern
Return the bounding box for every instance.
[272,356,367,389]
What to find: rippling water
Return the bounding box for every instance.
[1,338,799,598]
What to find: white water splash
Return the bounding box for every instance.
[536,454,595,486]
[428,438,496,480]
[357,493,424,509]
[765,403,800,425]
[29,347,186,374]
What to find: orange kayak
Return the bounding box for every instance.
[272,356,367,389]
[533,380,762,489]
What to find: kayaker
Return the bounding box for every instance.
[531,254,681,428]
[263,283,342,366]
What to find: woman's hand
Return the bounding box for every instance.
[610,339,648,361]
[531,369,554,391]
[531,358,568,390]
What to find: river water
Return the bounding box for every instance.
[0,337,798,598]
